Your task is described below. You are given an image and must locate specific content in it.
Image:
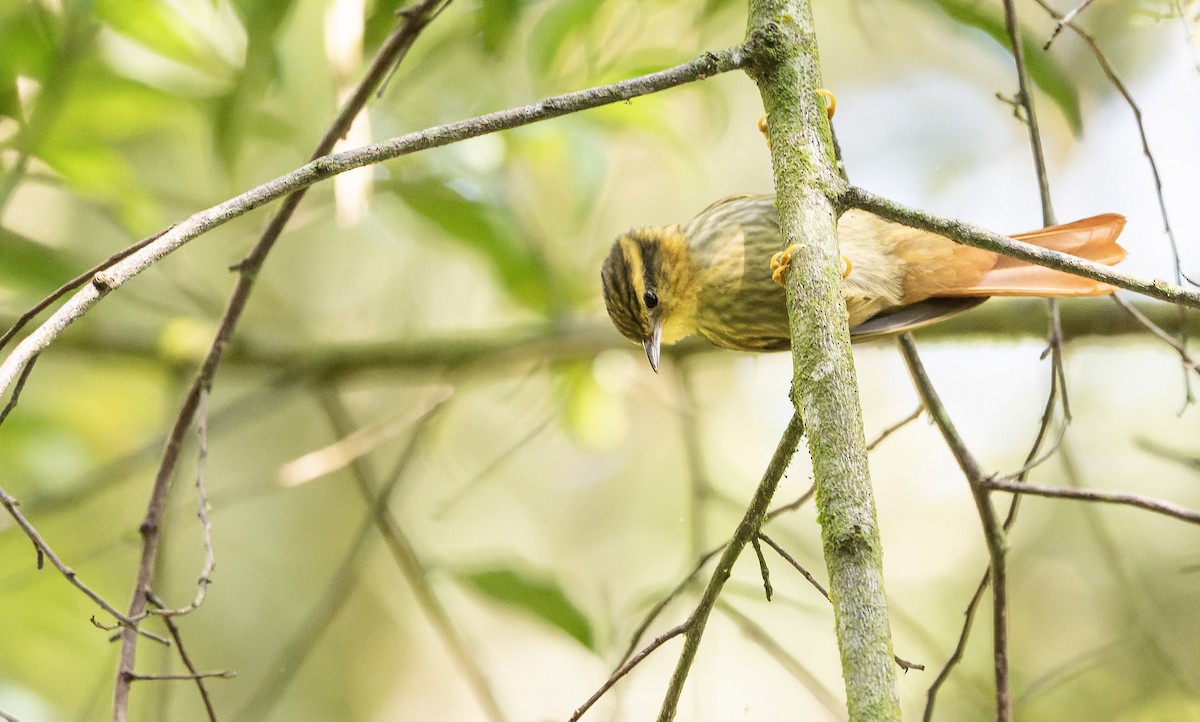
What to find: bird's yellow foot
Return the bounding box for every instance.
[817,89,837,119]
[757,90,837,148]
[771,245,800,285]
[770,246,853,286]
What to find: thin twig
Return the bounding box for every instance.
[607,482,820,703]
[615,546,723,669]
[110,7,465,720]
[764,484,817,523]
[148,592,219,722]
[985,477,1200,524]
[0,228,170,354]
[759,533,924,672]
[570,624,688,722]
[844,186,1200,310]
[0,45,747,400]
[1001,0,1056,226]
[750,534,773,601]
[758,533,829,601]
[898,335,1011,721]
[0,484,166,644]
[1043,0,1096,49]
[1111,296,1200,375]
[128,672,236,682]
[1033,0,1195,403]
[924,317,1067,720]
[923,566,991,722]
[866,406,923,451]
[149,389,216,618]
[656,413,804,721]
[0,354,37,429]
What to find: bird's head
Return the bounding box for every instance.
[600,227,698,372]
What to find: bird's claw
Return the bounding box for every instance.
[770,245,799,285]
[758,89,837,147]
[771,245,852,286]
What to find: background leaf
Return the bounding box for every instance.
[462,568,595,649]
[921,0,1083,135]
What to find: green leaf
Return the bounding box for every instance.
[391,177,552,311]
[462,568,594,649]
[922,0,1083,135]
[478,0,524,56]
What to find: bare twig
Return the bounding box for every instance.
[570,624,688,722]
[110,7,467,720]
[656,413,804,720]
[765,484,817,523]
[757,533,829,601]
[148,592,219,722]
[924,317,1068,720]
[0,484,166,644]
[615,546,723,669]
[985,477,1200,524]
[899,335,1011,721]
[1000,0,1056,226]
[1043,0,1097,49]
[0,355,37,429]
[1033,0,1195,403]
[0,46,746,400]
[1112,295,1200,376]
[0,228,169,354]
[148,389,216,618]
[758,533,924,672]
[128,671,236,682]
[866,406,923,451]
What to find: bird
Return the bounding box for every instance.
[600,194,1127,371]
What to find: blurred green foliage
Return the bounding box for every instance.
[0,1,1196,721]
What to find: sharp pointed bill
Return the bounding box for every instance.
[643,317,663,373]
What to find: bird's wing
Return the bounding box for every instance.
[848,297,989,342]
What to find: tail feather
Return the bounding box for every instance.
[961,213,1126,297]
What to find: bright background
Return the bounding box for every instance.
[1,1,1199,720]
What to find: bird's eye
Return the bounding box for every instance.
[643,290,658,309]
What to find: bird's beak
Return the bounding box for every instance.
[643,317,663,373]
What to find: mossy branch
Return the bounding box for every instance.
[745,1,902,720]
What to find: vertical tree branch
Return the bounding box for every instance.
[744,1,900,719]
[898,335,1011,721]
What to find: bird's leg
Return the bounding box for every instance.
[758,89,837,147]
[771,246,852,286]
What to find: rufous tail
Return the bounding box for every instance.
[964,213,1127,297]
